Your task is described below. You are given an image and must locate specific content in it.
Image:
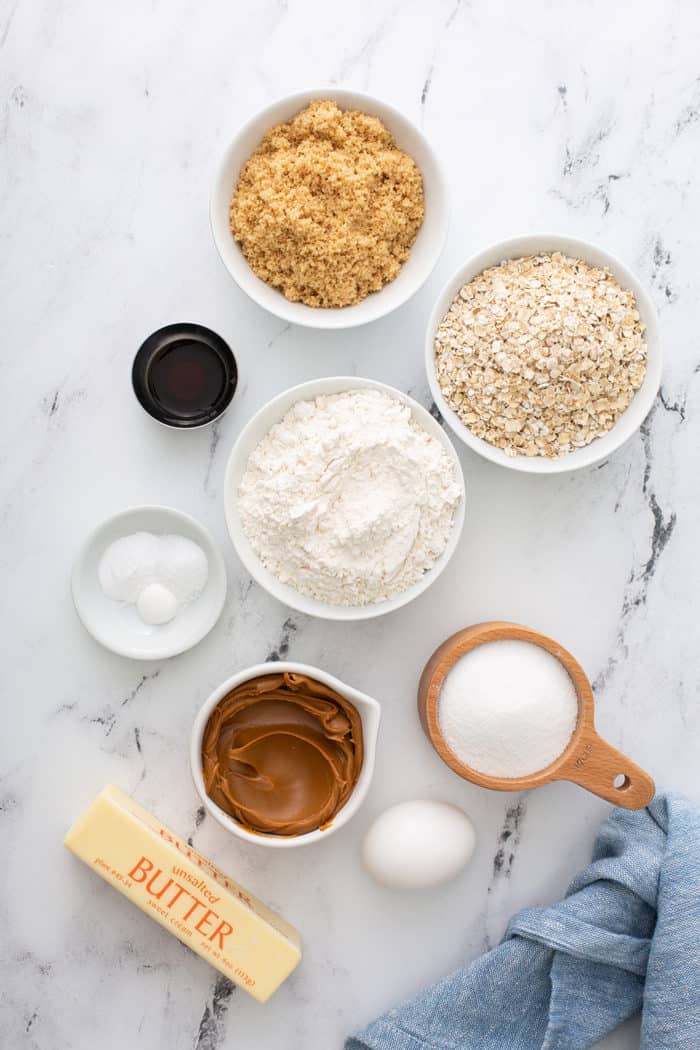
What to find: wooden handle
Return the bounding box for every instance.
[558,727,655,810]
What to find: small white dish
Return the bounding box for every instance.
[190,661,381,849]
[223,376,466,621]
[425,233,662,474]
[72,506,227,660]
[210,88,449,330]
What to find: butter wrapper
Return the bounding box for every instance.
[64,785,301,1002]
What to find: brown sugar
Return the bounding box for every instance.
[229,100,425,308]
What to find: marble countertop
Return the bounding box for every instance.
[2,1,699,1047]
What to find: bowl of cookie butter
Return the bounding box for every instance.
[210,88,448,329]
[190,663,381,848]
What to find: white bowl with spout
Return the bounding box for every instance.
[190,662,381,848]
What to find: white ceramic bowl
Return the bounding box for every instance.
[71,506,227,660]
[426,234,662,474]
[190,662,381,848]
[210,88,449,329]
[223,377,466,621]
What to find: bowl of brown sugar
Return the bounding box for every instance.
[211,89,448,329]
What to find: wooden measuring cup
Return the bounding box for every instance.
[418,622,655,810]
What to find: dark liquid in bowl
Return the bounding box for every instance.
[132,324,237,428]
[148,341,227,418]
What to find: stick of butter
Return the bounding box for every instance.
[64,785,301,1002]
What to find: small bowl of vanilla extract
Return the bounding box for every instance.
[132,323,237,428]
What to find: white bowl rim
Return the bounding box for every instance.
[223,376,466,621]
[190,661,382,849]
[425,232,662,474]
[210,86,449,330]
[71,504,227,660]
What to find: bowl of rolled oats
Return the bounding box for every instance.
[426,235,661,473]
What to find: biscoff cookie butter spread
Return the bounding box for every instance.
[230,100,425,307]
[202,672,363,837]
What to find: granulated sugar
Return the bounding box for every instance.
[438,639,578,778]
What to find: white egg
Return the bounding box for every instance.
[136,583,178,625]
[361,800,476,891]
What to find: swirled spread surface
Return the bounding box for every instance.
[201,672,364,836]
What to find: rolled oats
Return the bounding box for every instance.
[433,253,647,458]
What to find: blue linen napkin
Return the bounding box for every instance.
[347,794,700,1050]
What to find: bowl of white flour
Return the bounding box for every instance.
[224,377,466,620]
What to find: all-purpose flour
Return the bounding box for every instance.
[238,389,462,606]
